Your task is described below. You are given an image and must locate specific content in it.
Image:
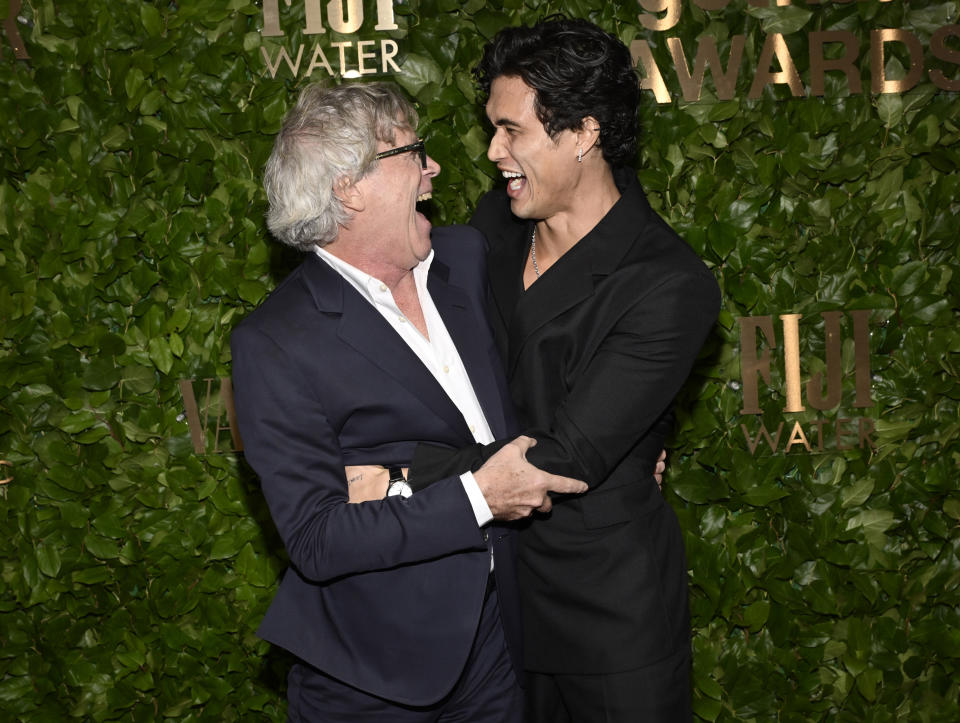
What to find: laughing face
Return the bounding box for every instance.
[358,125,440,273]
[485,75,582,222]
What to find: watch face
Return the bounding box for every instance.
[387,480,412,498]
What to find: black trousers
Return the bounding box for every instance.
[286,586,522,722]
[524,644,691,723]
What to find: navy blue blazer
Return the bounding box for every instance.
[230,226,520,705]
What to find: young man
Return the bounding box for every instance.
[468,18,721,721]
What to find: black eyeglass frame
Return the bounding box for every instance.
[374,140,427,170]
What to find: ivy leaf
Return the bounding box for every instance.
[141,5,163,36]
[745,6,813,34]
[743,600,771,631]
[846,509,896,535]
[395,52,443,96]
[148,337,174,374]
[36,542,62,578]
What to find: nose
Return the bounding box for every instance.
[487,128,505,163]
[424,154,440,178]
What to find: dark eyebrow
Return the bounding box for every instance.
[490,116,521,129]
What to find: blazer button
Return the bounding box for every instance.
[482,530,489,542]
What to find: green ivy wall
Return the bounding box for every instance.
[1,1,957,720]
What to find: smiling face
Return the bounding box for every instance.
[485,75,582,222]
[354,124,440,275]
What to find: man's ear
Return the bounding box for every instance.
[576,116,602,157]
[334,176,365,213]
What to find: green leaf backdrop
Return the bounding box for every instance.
[1,1,958,720]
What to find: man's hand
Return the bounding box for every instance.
[344,465,403,502]
[654,449,666,492]
[473,436,587,521]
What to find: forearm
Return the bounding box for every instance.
[275,476,486,581]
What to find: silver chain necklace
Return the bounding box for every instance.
[530,225,540,277]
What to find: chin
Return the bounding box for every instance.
[509,198,534,219]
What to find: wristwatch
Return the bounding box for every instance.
[386,466,412,498]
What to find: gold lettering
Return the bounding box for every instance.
[179,379,206,454]
[835,417,854,451]
[331,41,351,72]
[741,421,785,455]
[811,418,827,451]
[850,310,874,408]
[262,44,305,78]
[381,39,401,72]
[871,28,924,94]
[749,33,804,99]
[357,39,377,75]
[668,35,745,102]
[806,311,843,411]
[785,421,812,453]
[809,31,861,96]
[178,378,243,454]
[930,25,960,92]
[858,417,876,450]
[1,0,28,58]
[307,44,335,76]
[637,0,681,32]
[219,378,243,453]
[374,0,398,31]
[739,315,775,415]
[630,39,672,104]
[327,0,362,34]
[262,0,289,37]
[304,0,327,35]
[780,313,804,413]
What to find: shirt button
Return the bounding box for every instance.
[469,425,476,433]
[379,283,387,292]
[443,365,450,373]
[398,317,406,323]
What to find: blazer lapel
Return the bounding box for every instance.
[488,171,651,376]
[429,259,509,440]
[300,254,475,443]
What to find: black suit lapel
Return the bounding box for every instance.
[301,254,475,443]
[429,260,509,440]
[487,172,652,376]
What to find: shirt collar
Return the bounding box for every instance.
[313,244,435,304]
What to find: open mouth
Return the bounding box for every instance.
[502,170,526,194]
[416,191,433,221]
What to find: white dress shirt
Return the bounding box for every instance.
[315,245,495,527]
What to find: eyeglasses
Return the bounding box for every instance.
[374,139,427,170]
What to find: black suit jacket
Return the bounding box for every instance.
[471,168,721,674]
[230,226,521,705]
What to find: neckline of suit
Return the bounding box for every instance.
[487,167,653,376]
[297,243,510,446]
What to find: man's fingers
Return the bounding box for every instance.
[509,435,537,454]
[544,476,587,495]
[536,497,553,514]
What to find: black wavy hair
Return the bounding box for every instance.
[474,16,640,167]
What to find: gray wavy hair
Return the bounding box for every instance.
[263,83,418,250]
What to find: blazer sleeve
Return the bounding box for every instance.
[521,268,720,488]
[230,323,487,583]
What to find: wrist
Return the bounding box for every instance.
[385,466,412,498]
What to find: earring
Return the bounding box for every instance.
[577,147,583,163]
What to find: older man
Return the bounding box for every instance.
[230,83,585,721]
